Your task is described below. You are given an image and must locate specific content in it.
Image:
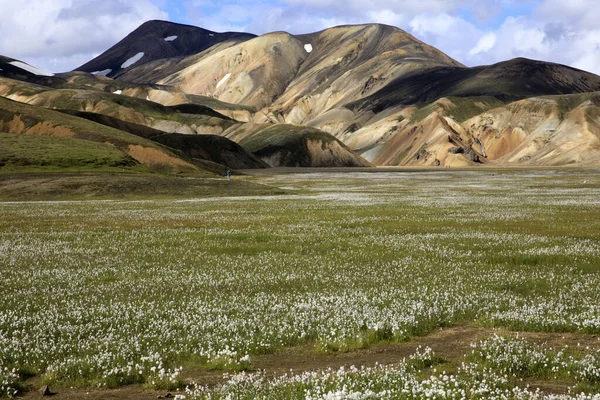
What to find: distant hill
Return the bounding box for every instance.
[239,125,372,168]
[0,96,198,174]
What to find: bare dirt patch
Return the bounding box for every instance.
[26,121,76,138]
[126,145,196,170]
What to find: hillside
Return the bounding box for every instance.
[350,58,600,113]
[0,132,137,171]
[153,24,463,116]
[0,76,237,135]
[0,96,200,174]
[239,125,372,167]
[355,93,600,167]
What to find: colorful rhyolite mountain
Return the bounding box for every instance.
[2,20,600,168]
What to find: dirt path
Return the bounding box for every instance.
[17,325,600,399]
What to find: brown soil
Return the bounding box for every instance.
[126,145,197,171]
[16,325,600,399]
[7,114,25,133]
[26,121,76,138]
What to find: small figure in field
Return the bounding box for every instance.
[226,169,231,182]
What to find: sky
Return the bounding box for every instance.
[1,0,600,75]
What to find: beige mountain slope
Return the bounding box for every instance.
[465,94,600,165]
[53,71,257,122]
[153,24,462,118]
[362,94,600,167]
[272,24,462,125]
[0,76,237,136]
[159,32,309,109]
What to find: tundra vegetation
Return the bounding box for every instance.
[1,169,600,399]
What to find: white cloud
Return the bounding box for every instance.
[2,0,600,76]
[0,0,167,73]
[366,10,406,28]
[408,13,483,64]
[469,32,496,56]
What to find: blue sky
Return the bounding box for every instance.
[1,0,599,75]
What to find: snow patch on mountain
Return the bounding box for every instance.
[304,44,313,53]
[113,90,122,95]
[164,36,178,42]
[9,61,54,76]
[216,73,231,89]
[91,69,112,76]
[121,52,145,69]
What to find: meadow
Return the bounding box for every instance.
[1,169,600,399]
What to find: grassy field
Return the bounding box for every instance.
[2,169,600,399]
[0,133,138,172]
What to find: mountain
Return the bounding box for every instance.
[76,20,256,79]
[350,58,600,113]
[2,20,600,172]
[350,93,600,167]
[150,24,463,116]
[0,55,71,88]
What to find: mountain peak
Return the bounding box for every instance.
[75,21,255,78]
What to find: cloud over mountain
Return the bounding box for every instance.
[0,0,167,73]
[2,0,600,75]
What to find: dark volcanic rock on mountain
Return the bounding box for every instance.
[0,55,69,87]
[75,20,256,79]
[351,58,600,112]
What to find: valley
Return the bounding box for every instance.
[2,169,600,398]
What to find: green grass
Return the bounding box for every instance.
[0,172,285,201]
[410,96,504,123]
[443,96,504,122]
[0,132,138,171]
[1,170,600,397]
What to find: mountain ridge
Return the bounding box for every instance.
[2,19,600,170]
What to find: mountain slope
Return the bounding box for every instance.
[76,20,256,78]
[0,96,200,173]
[351,58,600,113]
[354,93,600,167]
[155,24,464,118]
[239,125,372,167]
[0,76,237,135]
[152,133,269,170]
[159,32,309,110]
[61,111,268,170]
